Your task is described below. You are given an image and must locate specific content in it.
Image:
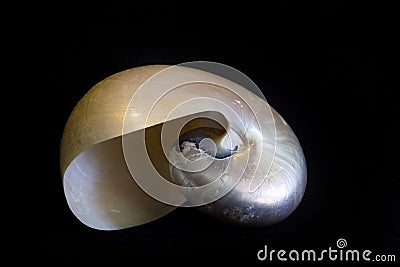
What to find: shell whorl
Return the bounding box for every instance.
[60,63,307,229]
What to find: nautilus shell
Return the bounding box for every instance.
[60,63,307,230]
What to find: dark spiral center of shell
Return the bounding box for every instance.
[179,127,238,159]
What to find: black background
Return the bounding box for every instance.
[42,2,398,265]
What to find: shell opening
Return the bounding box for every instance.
[179,127,239,159]
[144,111,232,184]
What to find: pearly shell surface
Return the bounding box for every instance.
[60,64,307,230]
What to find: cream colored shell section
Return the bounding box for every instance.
[61,65,175,230]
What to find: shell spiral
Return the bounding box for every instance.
[60,63,307,230]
